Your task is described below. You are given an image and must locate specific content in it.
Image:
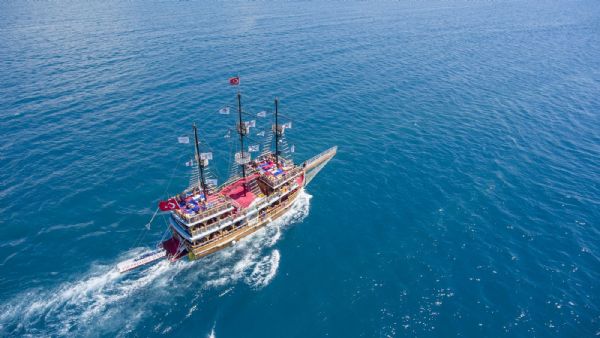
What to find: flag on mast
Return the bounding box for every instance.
[178,136,190,144]
[248,145,259,152]
[257,111,267,118]
[219,106,230,114]
[229,76,240,85]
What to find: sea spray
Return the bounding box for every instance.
[0,190,312,337]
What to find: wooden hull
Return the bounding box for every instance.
[184,187,302,260]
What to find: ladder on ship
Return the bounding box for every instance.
[247,178,261,196]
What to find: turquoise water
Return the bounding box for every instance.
[1,0,600,336]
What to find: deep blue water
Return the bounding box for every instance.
[1,0,600,336]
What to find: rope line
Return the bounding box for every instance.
[129,151,187,250]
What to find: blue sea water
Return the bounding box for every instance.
[1,0,600,336]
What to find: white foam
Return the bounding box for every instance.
[0,248,187,336]
[202,190,311,289]
[208,324,216,338]
[0,190,313,336]
[247,250,280,289]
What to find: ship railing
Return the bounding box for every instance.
[192,201,290,250]
[189,215,235,238]
[186,206,257,240]
[258,189,299,219]
[183,185,302,242]
[247,183,299,218]
[190,220,248,249]
[182,184,301,240]
[174,198,234,226]
[259,166,303,189]
[191,197,296,244]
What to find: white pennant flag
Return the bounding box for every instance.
[185,160,193,166]
[244,120,256,128]
[283,122,292,129]
[178,136,190,144]
[290,145,295,153]
[219,106,230,114]
[257,131,265,137]
[248,145,259,152]
[224,130,231,138]
[257,111,267,118]
[206,178,218,186]
[200,152,213,160]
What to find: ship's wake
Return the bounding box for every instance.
[0,190,312,337]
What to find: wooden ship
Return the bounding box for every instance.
[118,91,336,273]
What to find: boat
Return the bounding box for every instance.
[117,249,166,273]
[118,86,336,272]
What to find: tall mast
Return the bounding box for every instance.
[193,123,208,199]
[274,97,279,165]
[237,92,247,180]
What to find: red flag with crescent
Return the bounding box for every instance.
[159,198,180,211]
[229,76,240,85]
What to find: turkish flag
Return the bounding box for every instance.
[159,198,180,211]
[229,76,240,85]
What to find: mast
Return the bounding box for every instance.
[193,124,209,199]
[237,92,246,180]
[274,97,279,165]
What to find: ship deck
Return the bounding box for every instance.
[172,193,232,224]
[220,173,260,208]
[172,157,301,222]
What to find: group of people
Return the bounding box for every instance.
[251,155,287,180]
[175,188,207,214]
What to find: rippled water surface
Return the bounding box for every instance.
[1,0,599,336]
